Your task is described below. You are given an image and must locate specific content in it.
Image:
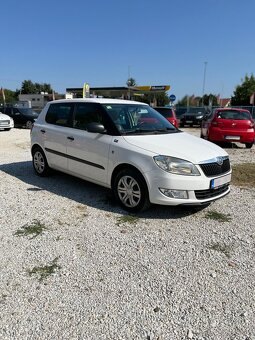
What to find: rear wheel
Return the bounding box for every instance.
[113,168,150,212]
[32,147,51,176]
[245,142,253,149]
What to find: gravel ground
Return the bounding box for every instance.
[0,128,255,340]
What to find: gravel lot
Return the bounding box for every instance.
[0,128,255,340]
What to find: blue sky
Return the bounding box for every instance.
[1,0,254,101]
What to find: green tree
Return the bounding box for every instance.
[231,74,255,106]
[202,94,218,106]
[135,92,169,106]
[20,80,53,94]
[126,78,137,87]
[0,88,18,105]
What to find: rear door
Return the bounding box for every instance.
[42,102,74,171]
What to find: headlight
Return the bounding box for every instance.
[153,155,200,176]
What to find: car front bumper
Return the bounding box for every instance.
[144,167,231,206]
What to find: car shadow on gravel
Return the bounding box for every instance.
[0,161,209,219]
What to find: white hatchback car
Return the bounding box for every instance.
[0,111,14,130]
[31,99,231,212]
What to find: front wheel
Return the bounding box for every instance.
[113,168,150,212]
[26,120,33,129]
[32,147,51,176]
[245,142,253,149]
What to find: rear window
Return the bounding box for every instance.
[154,107,174,118]
[217,110,251,120]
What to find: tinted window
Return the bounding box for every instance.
[4,108,12,115]
[46,103,73,126]
[154,108,174,118]
[217,110,251,120]
[73,103,104,130]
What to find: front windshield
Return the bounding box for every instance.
[102,104,178,134]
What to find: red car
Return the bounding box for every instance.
[154,107,179,128]
[201,108,255,148]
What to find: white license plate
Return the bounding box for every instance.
[210,173,231,189]
[186,120,193,124]
[225,135,240,140]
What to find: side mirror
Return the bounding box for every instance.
[87,122,106,133]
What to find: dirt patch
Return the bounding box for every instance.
[231,163,255,187]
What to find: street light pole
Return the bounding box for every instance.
[202,61,207,106]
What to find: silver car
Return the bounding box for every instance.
[0,111,14,130]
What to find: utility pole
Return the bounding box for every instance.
[202,61,207,106]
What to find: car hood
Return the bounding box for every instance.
[123,131,228,163]
[0,113,12,120]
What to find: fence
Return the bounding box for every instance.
[175,106,255,118]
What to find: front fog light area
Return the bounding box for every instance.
[159,188,188,199]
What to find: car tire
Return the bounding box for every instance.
[26,120,33,129]
[113,168,151,212]
[4,128,11,131]
[245,142,253,149]
[32,147,51,177]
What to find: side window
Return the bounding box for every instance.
[4,108,12,115]
[13,108,20,115]
[73,103,104,130]
[45,103,73,126]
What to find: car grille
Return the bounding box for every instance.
[195,184,229,200]
[199,158,230,177]
[0,120,10,125]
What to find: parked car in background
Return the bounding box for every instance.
[0,111,14,131]
[31,98,231,212]
[201,108,255,148]
[153,106,179,127]
[180,110,207,127]
[3,107,39,129]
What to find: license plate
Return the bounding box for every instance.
[225,135,240,140]
[186,120,193,124]
[210,173,231,189]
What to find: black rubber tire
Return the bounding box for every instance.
[113,168,151,212]
[245,142,253,149]
[32,147,51,177]
[26,120,33,129]
[4,128,11,131]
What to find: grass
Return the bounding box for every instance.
[14,220,47,239]
[208,242,233,258]
[205,210,232,222]
[231,163,255,188]
[116,214,140,226]
[28,258,61,281]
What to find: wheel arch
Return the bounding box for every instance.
[111,163,147,190]
[31,143,44,156]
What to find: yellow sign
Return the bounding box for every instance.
[134,85,170,92]
[82,83,90,98]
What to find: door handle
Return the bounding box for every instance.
[40,129,46,133]
[67,136,74,141]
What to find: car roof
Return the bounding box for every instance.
[50,98,149,106]
[215,107,250,113]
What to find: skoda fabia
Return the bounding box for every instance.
[31,99,232,212]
